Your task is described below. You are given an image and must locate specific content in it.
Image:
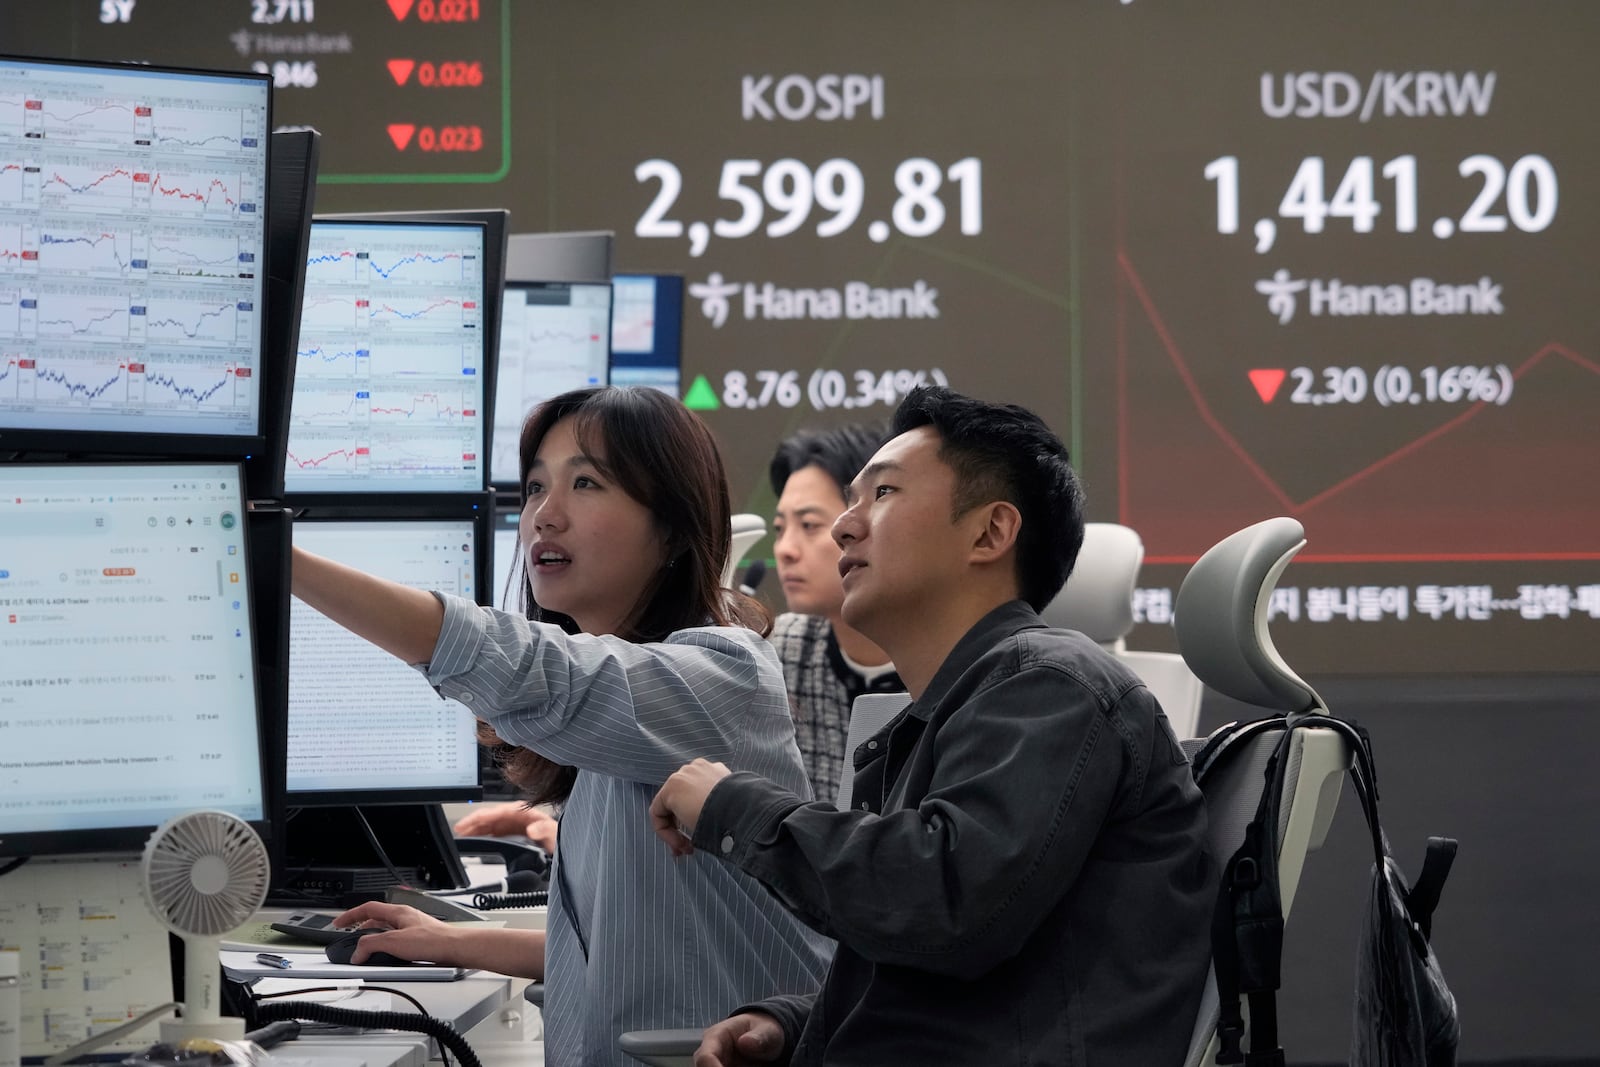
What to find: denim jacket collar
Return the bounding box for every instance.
[907,599,1048,720]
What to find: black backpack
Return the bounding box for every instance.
[1191,712,1459,1067]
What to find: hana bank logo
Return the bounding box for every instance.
[689,273,741,329]
[1255,268,1503,322]
[690,273,940,326]
[1256,269,1309,324]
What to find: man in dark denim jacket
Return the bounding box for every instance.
[652,387,1212,1066]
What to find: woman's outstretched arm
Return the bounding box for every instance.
[291,544,446,665]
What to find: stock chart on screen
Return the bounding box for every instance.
[490,281,610,486]
[284,219,486,493]
[0,58,268,438]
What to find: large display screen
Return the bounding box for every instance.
[287,518,480,800]
[490,281,610,486]
[0,463,264,848]
[283,219,486,494]
[0,55,269,443]
[13,1,1597,672]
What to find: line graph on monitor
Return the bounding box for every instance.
[149,106,245,153]
[37,228,137,277]
[143,297,242,345]
[285,429,477,481]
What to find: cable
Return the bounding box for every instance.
[247,1001,480,1067]
[242,1020,301,1049]
[254,984,430,1019]
[251,984,456,1067]
[350,806,410,888]
[472,890,548,910]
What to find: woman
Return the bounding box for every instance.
[293,387,832,1067]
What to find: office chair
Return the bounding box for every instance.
[836,691,913,811]
[1173,517,1354,1067]
[1041,522,1207,737]
[722,513,767,590]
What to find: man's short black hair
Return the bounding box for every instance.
[890,386,1085,612]
[769,422,889,499]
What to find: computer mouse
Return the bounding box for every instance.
[325,927,412,967]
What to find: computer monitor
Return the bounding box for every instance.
[491,280,612,487]
[491,502,522,612]
[320,208,509,483]
[286,512,487,805]
[0,461,267,857]
[608,273,683,396]
[242,127,320,502]
[505,230,611,285]
[283,218,488,495]
[0,56,271,457]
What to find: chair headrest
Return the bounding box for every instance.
[1174,517,1323,713]
[1040,523,1143,644]
[723,514,768,590]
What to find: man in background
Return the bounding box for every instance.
[767,423,901,805]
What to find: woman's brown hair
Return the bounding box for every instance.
[481,386,768,804]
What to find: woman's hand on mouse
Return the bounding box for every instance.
[331,902,455,965]
[331,900,550,979]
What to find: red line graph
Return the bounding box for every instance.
[1115,250,1600,564]
[151,172,238,209]
[287,446,367,469]
[370,392,469,419]
[45,166,132,195]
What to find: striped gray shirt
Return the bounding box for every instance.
[421,594,834,1067]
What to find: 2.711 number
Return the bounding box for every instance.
[252,0,313,23]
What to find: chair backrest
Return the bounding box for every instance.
[1042,522,1207,737]
[722,513,767,590]
[1042,522,1143,644]
[836,691,913,811]
[1172,517,1352,1067]
[1174,517,1322,714]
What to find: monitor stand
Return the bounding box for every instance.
[270,803,468,908]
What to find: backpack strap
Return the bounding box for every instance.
[1210,712,1456,1066]
[1405,836,1458,942]
[1210,723,1293,1066]
[1190,715,1289,783]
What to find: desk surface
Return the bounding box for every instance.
[242,901,535,1066]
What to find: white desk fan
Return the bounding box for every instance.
[140,810,271,1042]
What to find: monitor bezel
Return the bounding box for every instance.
[490,278,615,490]
[282,496,492,807]
[489,499,525,614]
[243,128,322,503]
[0,459,271,859]
[281,217,492,499]
[0,54,274,462]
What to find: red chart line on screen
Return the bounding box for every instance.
[1114,251,1600,565]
